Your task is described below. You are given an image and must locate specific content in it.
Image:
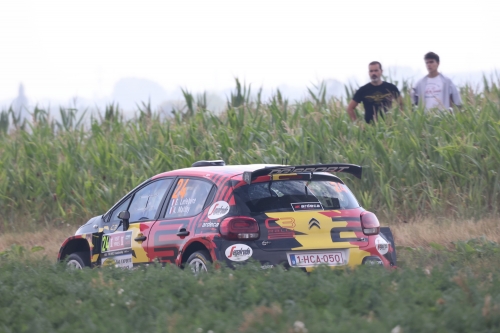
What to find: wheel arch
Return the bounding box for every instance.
[59,238,91,266]
[181,241,212,264]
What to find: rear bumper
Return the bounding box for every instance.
[217,240,393,270]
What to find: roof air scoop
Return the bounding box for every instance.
[191,160,226,167]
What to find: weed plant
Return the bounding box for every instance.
[1,79,500,230]
[1,242,500,333]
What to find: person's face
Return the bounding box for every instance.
[369,64,382,83]
[425,59,439,73]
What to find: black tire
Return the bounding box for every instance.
[186,250,211,274]
[66,252,88,269]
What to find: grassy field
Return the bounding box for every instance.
[1,79,500,231]
[1,240,500,333]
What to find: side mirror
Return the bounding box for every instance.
[118,210,130,231]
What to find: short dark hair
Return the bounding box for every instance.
[424,52,440,63]
[369,61,382,70]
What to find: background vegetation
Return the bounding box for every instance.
[1,78,499,231]
[1,79,500,333]
[1,240,500,333]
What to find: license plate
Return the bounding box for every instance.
[287,250,348,267]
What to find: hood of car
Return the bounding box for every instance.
[76,215,102,235]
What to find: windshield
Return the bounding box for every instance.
[234,179,360,214]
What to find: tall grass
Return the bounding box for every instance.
[1,79,500,230]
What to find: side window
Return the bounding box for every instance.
[108,197,131,224]
[164,178,213,218]
[128,179,173,223]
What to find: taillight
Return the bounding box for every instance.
[360,212,380,235]
[220,216,260,240]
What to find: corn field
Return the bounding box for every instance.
[1,79,499,231]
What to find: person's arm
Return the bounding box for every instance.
[410,87,418,106]
[449,80,462,109]
[411,79,423,107]
[393,87,403,111]
[346,100,359,121]
[398,95,404,110]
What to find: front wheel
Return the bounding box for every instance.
[66,252,88,269]
[186,250,211,274]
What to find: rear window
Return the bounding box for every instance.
[234,179,360,214]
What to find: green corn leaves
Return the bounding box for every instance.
[0,80,499,230]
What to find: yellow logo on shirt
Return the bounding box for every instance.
[365,92,393,103]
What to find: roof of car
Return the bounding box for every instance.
[152,164,282,181]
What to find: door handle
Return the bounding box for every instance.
[135,235,147,242]
[177,227,190,237]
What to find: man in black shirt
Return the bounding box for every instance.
[346,61,402,123]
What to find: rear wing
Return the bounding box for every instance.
[242,163,362,184]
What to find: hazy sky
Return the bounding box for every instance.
[0,0,498,102]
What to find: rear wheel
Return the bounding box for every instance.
[66,252,88,269]
[186,250,211,274]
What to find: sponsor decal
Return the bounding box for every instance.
[102,255,133,268]
[225,244,253,261]
[291,202,323,211]
[375,236,389,255]
[265,217,295,239]
[168,179,201,216]
[269,166,350,175]
[207,201,230,220]
[114,232,131,250]
[101,248,134,268]
[102,253,133,268]
[261,264,274,269]
[168,197,197,215]
[202,222,220,228]
[101,231,133,268]
[101,231,132,252]
[308,218,321,230]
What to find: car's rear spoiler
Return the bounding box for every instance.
[242,163,362,184]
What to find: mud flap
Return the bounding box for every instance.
[380,227,397,266]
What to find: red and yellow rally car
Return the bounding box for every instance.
[58,161,396,272]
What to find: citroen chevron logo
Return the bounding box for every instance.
[309,218,321,229]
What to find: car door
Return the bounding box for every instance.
[101,178,174,267]
[147,177,214,265]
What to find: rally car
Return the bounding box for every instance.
[58,161,396,272]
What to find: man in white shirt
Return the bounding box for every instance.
[412,52,462,112]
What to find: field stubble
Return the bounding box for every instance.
[1,218,498,264]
